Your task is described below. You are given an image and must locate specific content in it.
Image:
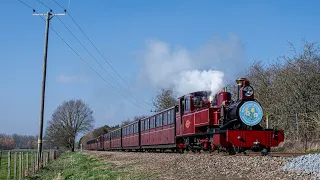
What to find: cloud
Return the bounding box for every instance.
[138,33,247,97]
[56,74,88,83]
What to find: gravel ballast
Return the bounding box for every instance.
[282,154,320,178]
[84,151,318,180]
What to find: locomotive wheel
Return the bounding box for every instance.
[227,146,236,155]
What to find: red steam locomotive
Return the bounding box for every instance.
[86,78,284,154]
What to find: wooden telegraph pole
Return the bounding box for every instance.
[33,9,66,169]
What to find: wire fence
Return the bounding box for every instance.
[0,150,60,179]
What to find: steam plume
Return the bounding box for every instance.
[139,34,246,97]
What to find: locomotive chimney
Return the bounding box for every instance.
[235,78,246,101]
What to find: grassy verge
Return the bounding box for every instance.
[28,152,124,180]
[0,150,37,179]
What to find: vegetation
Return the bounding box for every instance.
[28,152,123,180]
[242,40,320,151]
[0,134,54,150]
[44,99,95,152]
[152,88,177,112]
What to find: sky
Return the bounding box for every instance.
[0,0,319,136]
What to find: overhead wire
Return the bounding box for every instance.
[16,0,151,112]
[48,0,153,110]
[36,0,152,111]
[52,0,154,108]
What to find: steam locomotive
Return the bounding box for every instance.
[86,78,284,154]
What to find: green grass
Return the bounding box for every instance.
[0,150,39,179]
[28,152,124,180]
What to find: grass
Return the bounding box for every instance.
[0,150,39,179]
[28,152,124,180]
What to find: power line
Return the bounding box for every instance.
[49,27,150,111]
[52,0,64,10]
[54,16,152,110]
[44,1,153,110]
[51,0,154,108]
[36,0,51,10]
[32,0,151,111]
[17,0,35,10]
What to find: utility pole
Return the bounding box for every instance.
[33,9,66,169]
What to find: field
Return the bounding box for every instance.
[2,150,319,179]
[28,152,124,180]
[0,149,54,179]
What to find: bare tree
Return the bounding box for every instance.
[121,115,147,126]
[243,39,320,149]
[45,99,95,152]
[152,89,177,112]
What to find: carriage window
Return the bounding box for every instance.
[150,117,154,128]
[135,123,138,133]
[185,98,190,110]
[171,109,175,124]
[145,118,149,130]
[137,123,139,133]
[155,115,159,127]
[141,120,144,131]
[163,112,168,125]
[168,111,171,124]
[159,114,163,126]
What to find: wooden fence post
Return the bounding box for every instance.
[26,152,29,177]
[42,151,44,168]
[14,152,17,180]
[34,151,37,171]
[21,152,24,179]
[47,151,50,164]
[0,151,2,170]
[7,151,11,180]
[19,152,22,180]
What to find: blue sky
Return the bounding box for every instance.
[0,0,319,136]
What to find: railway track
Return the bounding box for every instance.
[245,151,317,157]
[85,149,318,158]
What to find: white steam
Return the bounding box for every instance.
[139,34,246,97]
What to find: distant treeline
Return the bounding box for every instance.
[0,133,53,150]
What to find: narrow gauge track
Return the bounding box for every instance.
[84,149,317,158]
[245,151,318,157]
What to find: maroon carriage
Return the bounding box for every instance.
[140,107,176,150]
[122,121,140,150]
[110,129,121,149]
[103,133,111,150]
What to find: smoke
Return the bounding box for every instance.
[139,34,246,97]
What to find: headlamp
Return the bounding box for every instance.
[243,86,254,97]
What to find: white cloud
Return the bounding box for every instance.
[56,74,88,83]
[138,34,247,97]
